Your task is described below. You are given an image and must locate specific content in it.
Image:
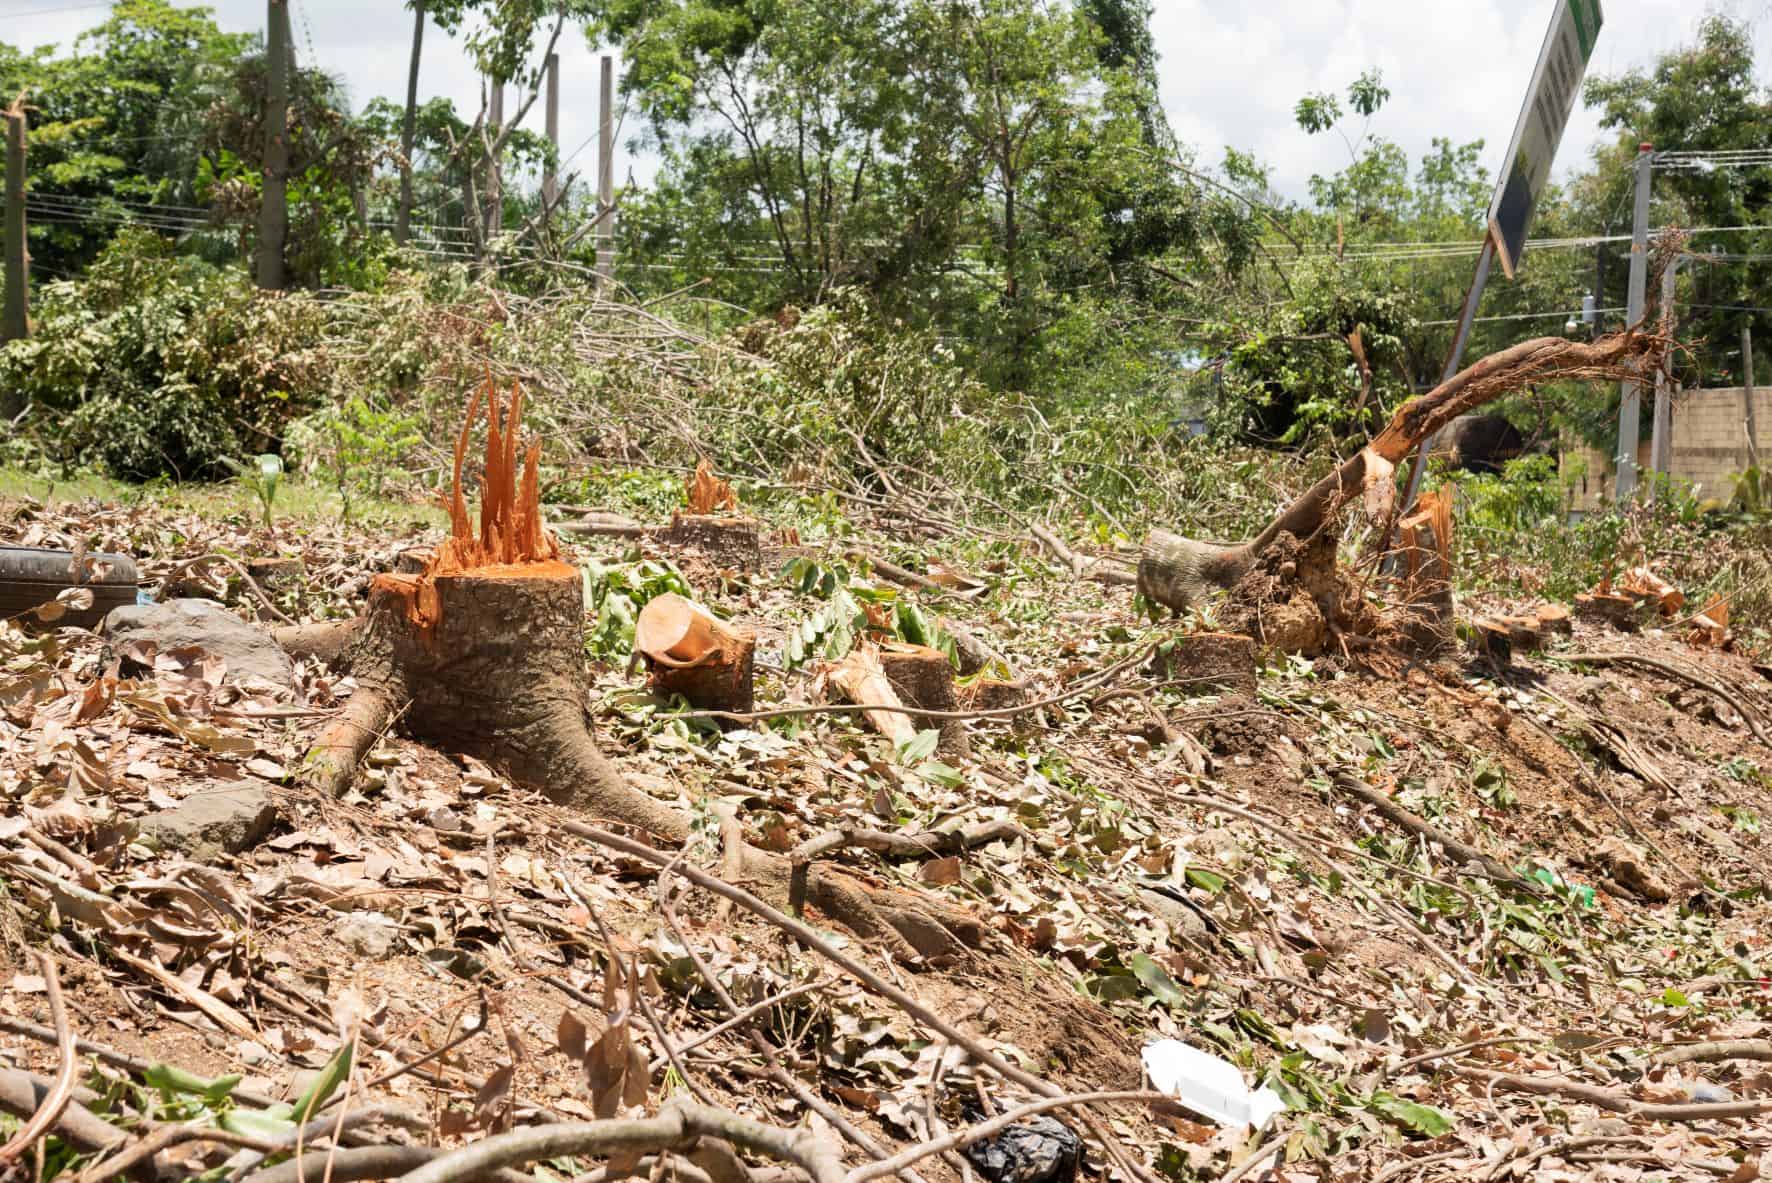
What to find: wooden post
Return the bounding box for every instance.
[2,100,27,353]
[395,0,425,245]
[255,0,292,289]
[595,54,614,291]
[541,52,560,209]
[1745,326,1761,470]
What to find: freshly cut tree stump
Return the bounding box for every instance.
[1575,592,1643,632]
[879,642,969,758]
[665,514,762,573]
[959,676,1029,715]
[1470,620,1514,665]
[1147,632,1257,695]
[1394,490,1455,654]
[292,379,981,962]
[635,593,756,713]
[1535,604,1573,637]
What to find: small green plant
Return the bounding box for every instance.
[294,395,425,519]
[1470,758,1517,809]
[222,453,285,529]
[581,557,694,661]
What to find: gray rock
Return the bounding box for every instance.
[335,913,400,959]
[135,782,279,860]
[104,598,296,689]
[1138,887,1211,942]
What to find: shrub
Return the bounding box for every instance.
[0,231,331,480]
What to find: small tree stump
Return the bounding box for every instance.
[1148,632,1257,695]
[880,641,968,758]
[634,593,756,714]
[664,514,762,573]
[1470,619,1514,664]
[1534,604,1573,637]
[1575,592,1643,632]
[1501,615,1544,652]
[248,556,304,590]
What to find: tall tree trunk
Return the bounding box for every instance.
[395,0,425,245]
[1002,168,1019,302]
[255,0,292,289]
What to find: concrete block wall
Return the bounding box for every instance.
[1562,386,1770,511]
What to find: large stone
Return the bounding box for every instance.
[134,782,279,860]
[104,598,296,689]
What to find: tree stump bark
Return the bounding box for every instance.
[665,514,762,573]
[880,642,968,759]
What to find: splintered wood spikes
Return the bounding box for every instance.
[371,378,563,633]
[436,377,559,573]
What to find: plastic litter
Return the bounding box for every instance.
[1141,1039,1287,1129]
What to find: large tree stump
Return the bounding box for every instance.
[880,642,969,759]
[293,379,980,961]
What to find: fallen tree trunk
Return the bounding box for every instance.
[1138,332,1662,615]
[287,379,982,961]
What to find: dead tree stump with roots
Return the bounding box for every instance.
[1138,332,1666,649]
[290,378,985,961]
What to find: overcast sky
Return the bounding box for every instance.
[11,0,1772,203]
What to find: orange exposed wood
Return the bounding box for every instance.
[383,376,563,632]
[434,375,560,577]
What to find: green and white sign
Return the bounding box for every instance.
[1486,0,1604,278]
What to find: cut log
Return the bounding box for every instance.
[634,593,756,713]
[1574,592,1643,632]
[1138,331,1663,614]
[937,616,1012,678]
[879,642,968,758]
[664,513,762,573]
[394,546,434,575]
[828,644,917,747]
[1148,632,1257,695]
[552,510,647,539]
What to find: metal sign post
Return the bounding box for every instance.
[1395,0,1603,519]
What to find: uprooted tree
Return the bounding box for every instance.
[281,378,986,961]
[1137,331,1666,648]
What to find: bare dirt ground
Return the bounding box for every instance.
[3,480,1771,1183]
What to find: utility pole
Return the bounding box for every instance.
[396,0,425,245]
[256,0,292,289]
[594,54,614,291]
[1648,255,1681,493]
[1396,237,1497,516]
[1614,143,1654,500]
[1746,326,1761,471]
[2,99,27,352]
[541,52,559,210]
